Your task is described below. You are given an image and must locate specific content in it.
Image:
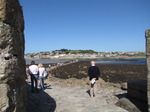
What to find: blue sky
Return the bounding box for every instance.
[20,0,150,53]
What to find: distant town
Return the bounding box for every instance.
[25,49,145,59]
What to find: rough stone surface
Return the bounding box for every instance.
[0,0,26,112]
[26,78,128,112]
[146,29,150,112]
[116,98,141,112]
[121,82,127,90]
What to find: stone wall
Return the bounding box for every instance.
[0,0,26,112]
[146,29,150,112]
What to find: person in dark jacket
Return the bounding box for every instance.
[88,61,100,97]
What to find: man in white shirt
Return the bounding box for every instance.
[28,61,39,93]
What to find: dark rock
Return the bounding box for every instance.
[128,80,147,102]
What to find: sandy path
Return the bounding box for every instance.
[41,81,128,112]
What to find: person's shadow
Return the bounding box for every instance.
[26,82,56,112]
[86,90,91,97]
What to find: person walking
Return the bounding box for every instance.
[38,63,46,90]
[88,61,100,97]
[28,61,39,93]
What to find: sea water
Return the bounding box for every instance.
[95,58,146,65]
[25,59,69,65]
[26,58,146,65]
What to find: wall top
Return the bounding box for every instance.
[146,29,150,38]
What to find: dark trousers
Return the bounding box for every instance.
[30,74,38,91]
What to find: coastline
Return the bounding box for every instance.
[26,57,146,86]
[48,61,146,83]
[26,58,147,112]
[25,56,146,65]
[25,56,146,60]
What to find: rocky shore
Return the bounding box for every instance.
[48,61,147,83]
[26,79,128,112]
[26,60,147,112]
